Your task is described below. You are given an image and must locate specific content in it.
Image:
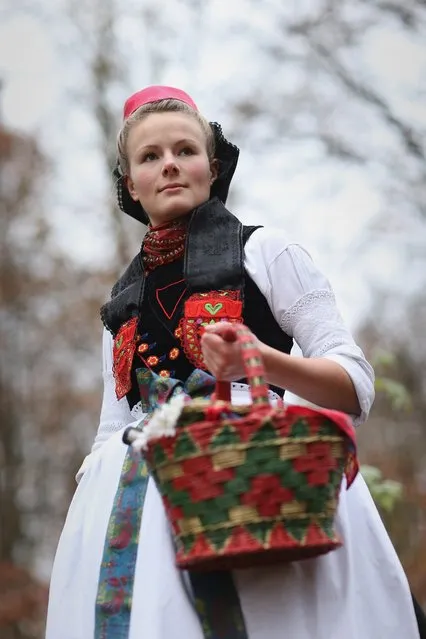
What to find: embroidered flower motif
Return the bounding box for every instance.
[147,355,159,367]
[159,370,171,378]
[178,290,243,369]
[138,343,149,354]
[169,347,180,360]
[174,327,183,338]
[130,394,187,452]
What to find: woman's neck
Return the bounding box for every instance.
[142,217,188,272]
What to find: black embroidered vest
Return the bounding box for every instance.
[101,199,293,409]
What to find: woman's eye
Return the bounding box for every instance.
[179,147,194,156]
[142,152,157,162]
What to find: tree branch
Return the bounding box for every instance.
[310,40,426,162]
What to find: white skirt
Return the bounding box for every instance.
[46,390,419,639]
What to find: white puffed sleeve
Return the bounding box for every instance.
[244,228,375,425]
[75,329,138,482]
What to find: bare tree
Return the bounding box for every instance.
[58,0,210,271]
[2,0,425,622]
[230,0,426,234]
[0,125,51,638]
[0,120,113,637]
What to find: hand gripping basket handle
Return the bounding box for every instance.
[215,324,270,405]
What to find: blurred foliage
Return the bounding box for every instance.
[0,123,109,638]
[361,350,408,513]
[373,349,412,412]
[357,303,426,605]
[1,2,425,636]
[0,563,47,639]
[361,464,403,513]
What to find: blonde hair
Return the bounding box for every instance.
[116,98,215,175]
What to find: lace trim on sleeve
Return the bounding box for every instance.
[281,290,337,339]
[280,288,359,358]
[314,338,349,357]
[282,288,334,317]
[279,288,375,424]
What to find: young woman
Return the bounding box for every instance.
[46,85,421,638]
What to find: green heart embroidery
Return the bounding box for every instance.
[205,302,223,315]
[115,336,124,349]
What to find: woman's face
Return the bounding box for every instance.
[125,111,217,227]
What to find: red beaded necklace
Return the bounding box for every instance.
[142,218,188,273]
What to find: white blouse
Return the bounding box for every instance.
[88,228,375,465]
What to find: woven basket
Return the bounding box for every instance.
[126,325,358,572]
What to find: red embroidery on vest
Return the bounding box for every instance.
[113,317,138,400]
[178,291,243,369]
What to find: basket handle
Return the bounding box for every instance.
[213,324,270,405]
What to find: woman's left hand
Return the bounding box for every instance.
[201,322,251,381]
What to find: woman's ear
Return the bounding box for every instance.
[210,159,219,185]
[125,175,139,201]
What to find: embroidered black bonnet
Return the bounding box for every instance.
[113,85,239,225]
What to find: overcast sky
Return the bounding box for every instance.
[1,1,425,326]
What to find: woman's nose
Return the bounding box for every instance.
[162,154,179,176]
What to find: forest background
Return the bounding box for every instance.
[0,1,425,636]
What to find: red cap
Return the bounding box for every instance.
[123,85,198,120]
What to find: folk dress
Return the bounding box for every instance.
[46,228,419,639]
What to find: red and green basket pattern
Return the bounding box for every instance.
[143,325,359,571]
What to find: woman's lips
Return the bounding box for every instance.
[160,183,185,192]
